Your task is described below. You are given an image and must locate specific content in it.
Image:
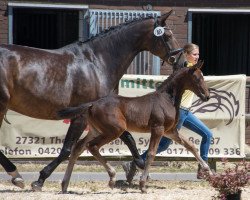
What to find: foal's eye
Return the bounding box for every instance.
[194,76,200,83]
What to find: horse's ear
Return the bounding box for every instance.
[159,10,173,26]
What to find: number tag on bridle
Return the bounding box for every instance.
[154,26,164,37]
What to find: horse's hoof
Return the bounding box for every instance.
[134,158,145,170]
[11,177,25,189]
[31,181,42,192]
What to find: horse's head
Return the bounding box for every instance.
[186,61,210,101]
[147,10,187,69]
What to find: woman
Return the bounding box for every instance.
[122,43,213,182]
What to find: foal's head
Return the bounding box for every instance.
[185,61,210,101]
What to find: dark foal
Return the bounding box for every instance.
[0,10,186,190]
[58,61,211,193]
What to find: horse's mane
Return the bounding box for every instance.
[79,15,155,44]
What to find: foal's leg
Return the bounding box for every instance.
[166,129,210,171]
[140,126,163,193]
[31,115,87,191]
[87,131,120,189]
[114,85,144,169]
[61,130,98,193]
[61,140,85,193]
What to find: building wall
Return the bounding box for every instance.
[0,1,8,44]
[1,0,250,145]
[11,0,250,7]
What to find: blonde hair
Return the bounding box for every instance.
[183,43,199,55]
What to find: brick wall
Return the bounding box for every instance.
[18,0,250,7]
[0,1,8,44]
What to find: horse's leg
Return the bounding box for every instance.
[0,113,25,188]
[0,91,25,189]
[61,129,99,193]
[166,129,210,171]
[0,151,25,189]
[31,115,87,191]
[119,131,145,169]
[140,126,163,193]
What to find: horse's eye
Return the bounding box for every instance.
[165,32,172,38]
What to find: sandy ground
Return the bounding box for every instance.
[0,179,249,200]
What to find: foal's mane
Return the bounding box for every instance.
[156,67,187,93]
[80,15,155,44]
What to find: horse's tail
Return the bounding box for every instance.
[58,103,93,119]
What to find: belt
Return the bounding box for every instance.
[180,106,190,111]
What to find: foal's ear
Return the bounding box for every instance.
[189,60,204,74]
[159,10,173,26]
[196,60,204,70]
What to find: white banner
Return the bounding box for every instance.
[0,74,246,158]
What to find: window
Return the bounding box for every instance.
[188,9,250,75]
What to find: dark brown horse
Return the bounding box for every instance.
[0,10,185,190]
[58,61,211,193]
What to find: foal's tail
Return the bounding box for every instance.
[58,103,93,119]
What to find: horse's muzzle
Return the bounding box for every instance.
[167,48,184,65]
[169,48,183,56]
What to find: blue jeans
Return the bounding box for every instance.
[141,108,213,161]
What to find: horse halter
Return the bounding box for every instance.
[173,50,189,70]
[153,18,183,65]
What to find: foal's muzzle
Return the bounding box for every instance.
[200,88,210,102]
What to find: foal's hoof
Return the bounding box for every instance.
[139,181,147,193]
[61,184,68,194]
[140,186,147,193]
[31,181,42,191]
[11,177,25,189]
[59,190,69,194]
[108,180,116,189]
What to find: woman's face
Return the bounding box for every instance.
[186,48,199,65]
